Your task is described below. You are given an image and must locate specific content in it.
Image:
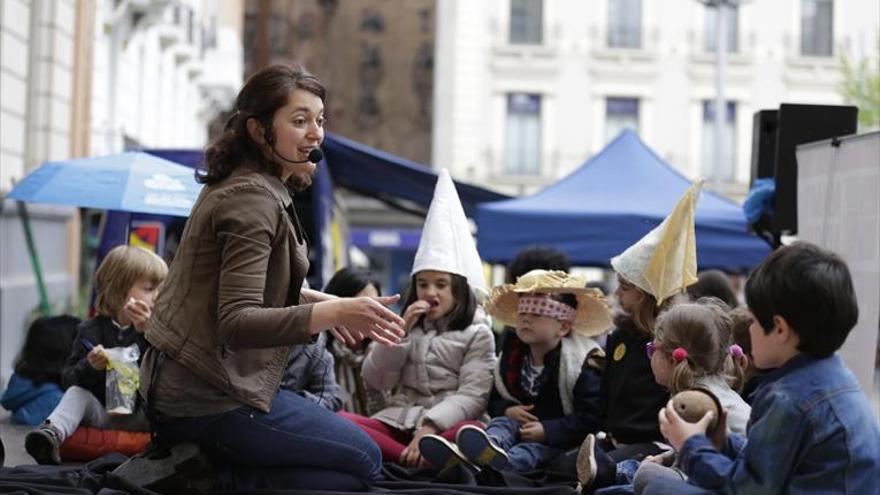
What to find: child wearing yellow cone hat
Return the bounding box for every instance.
[577,181,702,490]
[418,269,613,473]
[341,169,496,467]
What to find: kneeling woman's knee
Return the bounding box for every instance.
[356,430,383,479]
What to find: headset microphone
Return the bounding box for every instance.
[272,147,324,164]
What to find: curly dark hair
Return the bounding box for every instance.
[506,246,571,283]
[198,64,326,186]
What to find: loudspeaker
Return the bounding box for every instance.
[771,104,858,234]
[749,110,778,186]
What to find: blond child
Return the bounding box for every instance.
[25,245,167,465]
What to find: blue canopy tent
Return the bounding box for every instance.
[476,130,770,272]
[322,133,509,216]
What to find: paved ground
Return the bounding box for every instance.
[1,413,37,467]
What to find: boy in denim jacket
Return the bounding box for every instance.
[649,242,880,494]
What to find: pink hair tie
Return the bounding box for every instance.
[729,344,744,358]
[672,347,689,363]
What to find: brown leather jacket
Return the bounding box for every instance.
[143,168,313,413]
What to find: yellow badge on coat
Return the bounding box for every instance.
[613,343,626,361]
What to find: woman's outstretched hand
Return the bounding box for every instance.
[316,295,405,347]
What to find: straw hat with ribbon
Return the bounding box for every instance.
[485,269,613,337]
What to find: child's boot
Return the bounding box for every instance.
[455,425,510,471]
[25,421,62,465]
[419,434,481,473]
[576,433,616,490]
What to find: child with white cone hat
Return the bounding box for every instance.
[342,169,496,467]
[577,181,702,490]
[419,269,613,473]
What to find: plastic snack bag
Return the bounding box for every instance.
[104,344,140,415]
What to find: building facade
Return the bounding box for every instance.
[0,0,243,386]
[433,0,879,197]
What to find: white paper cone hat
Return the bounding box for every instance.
[412,169,487,298]
[610,181,702,306]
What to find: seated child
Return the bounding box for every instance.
[649,242,880,494]
[419,269,612,473]
[632,299,750,493]
[578,299,752,493]
[594,183,707,465]
[1,316,80,425]
[728,306,767,403]
[322,266,386,414]
[281,331,343,412]
[341,169,496,467]
[25,245,167,465]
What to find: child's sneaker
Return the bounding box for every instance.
[25,421,62,465]
[576,433,616,489]
[455,425,509,471]
[419,435,479,472]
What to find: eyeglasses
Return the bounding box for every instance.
[645,341,658,359]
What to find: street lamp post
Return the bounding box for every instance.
[699,0,739,192]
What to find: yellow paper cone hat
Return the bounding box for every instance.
[412,169,487,298]
[610,181,702,305]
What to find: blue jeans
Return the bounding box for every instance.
[594,459,641,495]
[485,417,562,472]
[155,389,382,491]
[641,477,712,495]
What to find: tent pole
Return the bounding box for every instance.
[16,200,52,316]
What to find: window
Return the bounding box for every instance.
[704,4,738,53]
[801,0,833,56]
[509,0,543,45]
[701,101,737,183]
[504,94,541,175]
[608,0,642,48]
[605,98,639,143]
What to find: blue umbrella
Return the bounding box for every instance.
[7,152,203,217]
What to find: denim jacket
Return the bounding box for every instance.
[280,332,343,412]
[678,353,880,494]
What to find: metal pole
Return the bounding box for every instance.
[713,1,728,191]
[16,201,52,316]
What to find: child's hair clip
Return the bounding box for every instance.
[729,344,744,358]
[672,347,689,363]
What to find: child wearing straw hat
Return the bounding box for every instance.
[419,269,613,472]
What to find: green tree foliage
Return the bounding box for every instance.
[839,52,880,131]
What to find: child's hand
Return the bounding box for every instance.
[87,345,108,370]
[707,409,728,451]
[402,300,431,332]
[399,424,436,466]
[519,421,545,442]
[124,298,152,333]
[658,399,715,452]
[644,450,676,466]
[505,404,538,425]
